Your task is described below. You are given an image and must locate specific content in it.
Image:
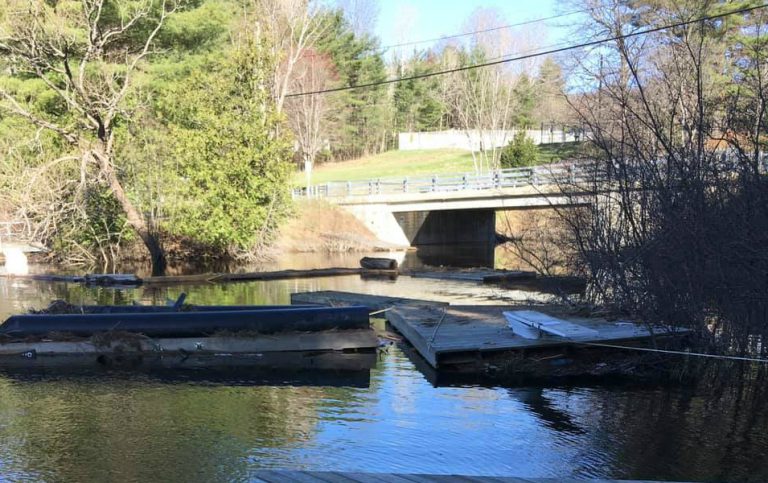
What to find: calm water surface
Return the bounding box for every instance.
[0,261,767,482]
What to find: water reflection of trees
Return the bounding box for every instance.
[505,368,768,482]
[0,376,366,481]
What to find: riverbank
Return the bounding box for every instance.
[271,200,398,255]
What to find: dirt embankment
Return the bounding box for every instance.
[272,200,395,254]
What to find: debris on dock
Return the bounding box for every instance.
[0,330,377,358]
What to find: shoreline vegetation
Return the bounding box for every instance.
[2,0,767,358]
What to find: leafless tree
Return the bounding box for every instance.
[254,0,328,114]
[284,49,335,191]
[0,0,178,274]
[561,1,768,354]
[439,8,542,172]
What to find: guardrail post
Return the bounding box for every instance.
[376,179,381,194]
[463,173,468,190]
[324,183,329,197]
[493,171,500,188]
[531,168,538,186]
[368,180,373,195]
[431,175,437,192]
[346,181,352,196]
[403,177,409,193]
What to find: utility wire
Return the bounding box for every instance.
[286,3,768,98]
[378,8,590,52]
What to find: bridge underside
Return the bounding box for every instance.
[341,188,593,268]
[395,209,497,268]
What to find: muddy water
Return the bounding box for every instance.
[0,257,767,482]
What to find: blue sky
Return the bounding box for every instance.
[374,0,572,57]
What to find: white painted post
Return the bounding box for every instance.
[304,159,312,198]
[403,177,409,193]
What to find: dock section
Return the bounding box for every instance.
[291,290,447,311]
[386,305,683,368]
[405,268,536,283]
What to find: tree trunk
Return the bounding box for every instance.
[92,148,167,275]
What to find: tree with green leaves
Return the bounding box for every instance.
[1,0,294,272]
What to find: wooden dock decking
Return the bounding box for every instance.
[405,269,536,284]
[250,470,685,482]
[386,305,682,368]
[291,291,448,311]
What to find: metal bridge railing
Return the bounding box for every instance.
[293,161,603,199]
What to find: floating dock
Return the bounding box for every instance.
[387,305,687,368]
[404,268,536,284]
[291,291,689,372]
[291,290,447,311]
[0,351,377,387]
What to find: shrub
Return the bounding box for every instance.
[500,132,539,168]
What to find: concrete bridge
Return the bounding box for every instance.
[294,163,599,251]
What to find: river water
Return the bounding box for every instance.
[0,256,767,482]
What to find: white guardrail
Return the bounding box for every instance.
[293,162,604,199]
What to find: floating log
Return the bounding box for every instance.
[84,273,142,286]
[6,267,399,286]
[144,267,398,285]
[359,257,398,270]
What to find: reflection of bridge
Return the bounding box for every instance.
[0,221,44,275]
[294,163,599,250]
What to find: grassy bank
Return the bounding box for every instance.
[294,143,585,185]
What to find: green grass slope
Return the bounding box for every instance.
[294,143,585,185]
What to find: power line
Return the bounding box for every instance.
[378,8,590,52]
[286,3,768,98]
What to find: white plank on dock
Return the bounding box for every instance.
[504,310,600,339]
